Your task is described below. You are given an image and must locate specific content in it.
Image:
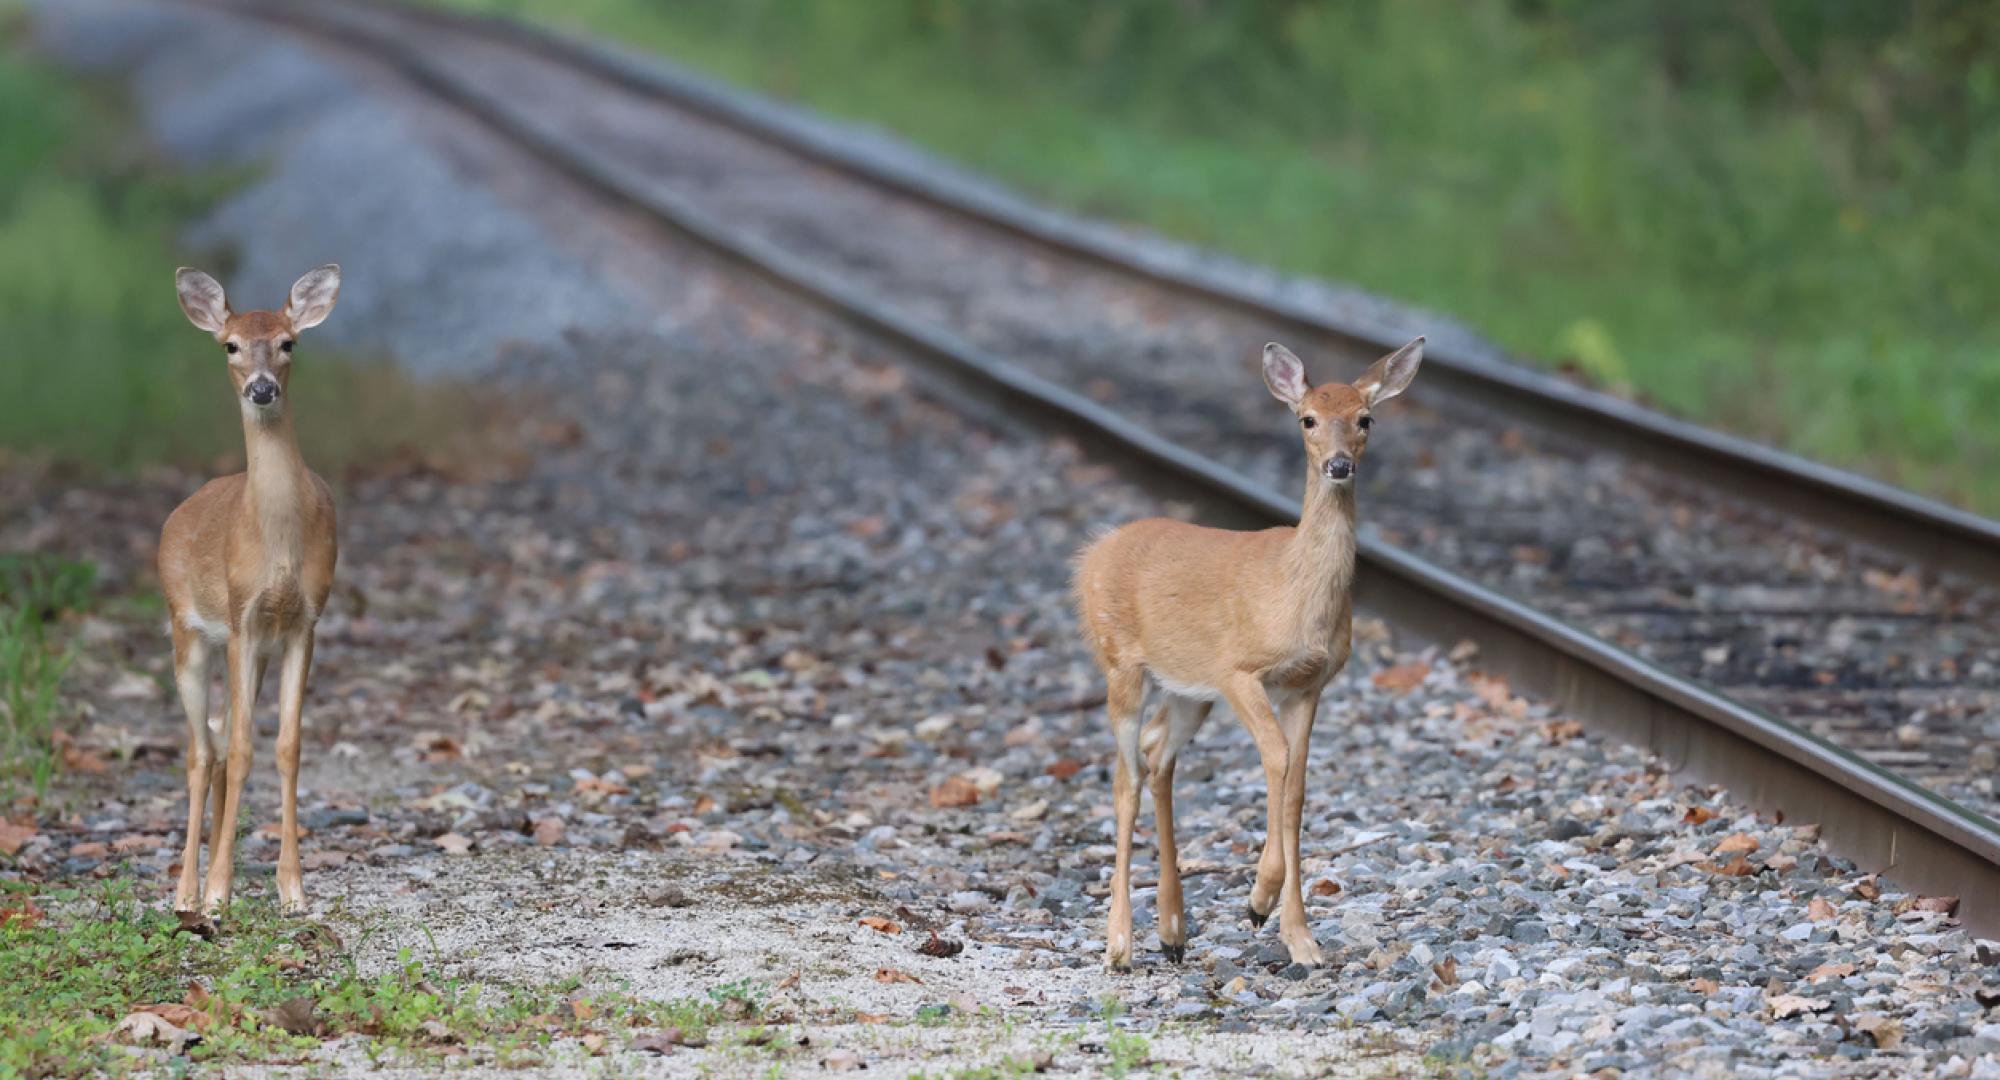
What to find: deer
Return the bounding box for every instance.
[1072,337,1423,971]
[158,265,341,918]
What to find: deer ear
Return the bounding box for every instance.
[285,264,341,331]
[1355,336,1424,406]
[175,268,230,335]
[1262,342,1310,408]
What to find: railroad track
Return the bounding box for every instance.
[196,0,2000,931]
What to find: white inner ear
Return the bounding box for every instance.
[1361,338,1424,406]
[176,270,230,335]
[1263,343,1310,407]
[286,266,341,331]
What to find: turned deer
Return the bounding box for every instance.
[1073,337,1423,971]
[159,265,341,916]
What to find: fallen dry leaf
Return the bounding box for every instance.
[434,833,474,856]
[1370,662,1429,694]
[631,1029,685,1055]
[0,899,43,929]
[1713,833,1758,856]
[1806,897,1836,922]
[532,817,566,848]
[873,968,923,985]
[1853,875,1880,900]
[1431,956,1458,988]
[1913,895,1960,916]
[917,930,964,958]
[1682,806,1716,825]
[175,911,218,941]
[1310,879,1342,898]
[1769,993,1831,1019]
[262,997,321,1036]
[929,776,980,809]
[1045,758,1084,781]
[1807,962,1855,982]
[0,819,36,857]
[113,1011,199,1052]
[1854,1013,1902,1049]
[822,1048,865,1072]
[1714,856,1759,877]
[858,916,900,935]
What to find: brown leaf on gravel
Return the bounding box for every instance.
[1769,993,1831,1019]
[929,776,980,808]
[134,1003,205,1029]
[858,916,900,935]
[1855,1013,1903,1049]
[262,997,322,1036]
[1431,956,1458,988]
[1807,897,1837,922]
[1808,962,1855,982]
[175,911,218,941]
[0,819,37,856]
[1370,662,1429,694]
[1853,875,1880,900]
[917,930,964,958]
[303,850,350,870]
[0,900,43,929]
[692,794,718,814]
[822,1048,865,1071]
[113,1011,199,1052]
[1540,719,1584,744]
[532,817,566,848]
[1310,879,1342,898]
[873,968,923,985]
[1713,856,1759,877]
[1713,833,1758,856]
[851,1012,889,1025]
[1913,895,1960,915]
[1045,758,1084,781]
[570,998,596,1022]
[433,832,474,856]
[631,1029,685,1054]
[1682,806,1716,825]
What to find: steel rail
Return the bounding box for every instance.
[214,0,2000,934]
[365,0,2000,589]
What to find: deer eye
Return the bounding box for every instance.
[225,342,239,354]
[1300,416,1317,430]
[1358,415,1373,430]
[280,340,294,353]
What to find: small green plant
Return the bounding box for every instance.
[0,554,91,798]
[0,882,767,1074]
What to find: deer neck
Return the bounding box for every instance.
[242,409,309,571]
[1277,474,1358,640]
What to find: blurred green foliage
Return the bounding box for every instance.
[445,0,2000,512]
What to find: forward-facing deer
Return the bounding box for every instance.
[159,265,341,916]
[1073,337,1423,971]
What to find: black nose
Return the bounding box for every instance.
[1325,455,1354,480]
[247,380,279,406]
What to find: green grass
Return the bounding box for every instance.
[0,882,771,1076]
[431,0,2000,514]
[0,37,517,484]
[0,555,91,800]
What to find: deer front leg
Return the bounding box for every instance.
[1274,688,1324,966]
[1223,676,1291,931]
[1103,667,1146,972]
[1149,696,1210,963]
[202,633,261,915]
[170,633,213,913]
[274,634,314,913]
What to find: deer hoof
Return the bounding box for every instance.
[1246,902,1270,929]
[1162,942,1187,964]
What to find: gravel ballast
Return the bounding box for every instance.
[9,3,2000,1076]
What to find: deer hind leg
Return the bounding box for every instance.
[273,635,314,913]
[1273,688,1324,966]
[202,638,264,915]
[171,630,214,913]
[1149,694,1210,963]
[1102,665,1147,972]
